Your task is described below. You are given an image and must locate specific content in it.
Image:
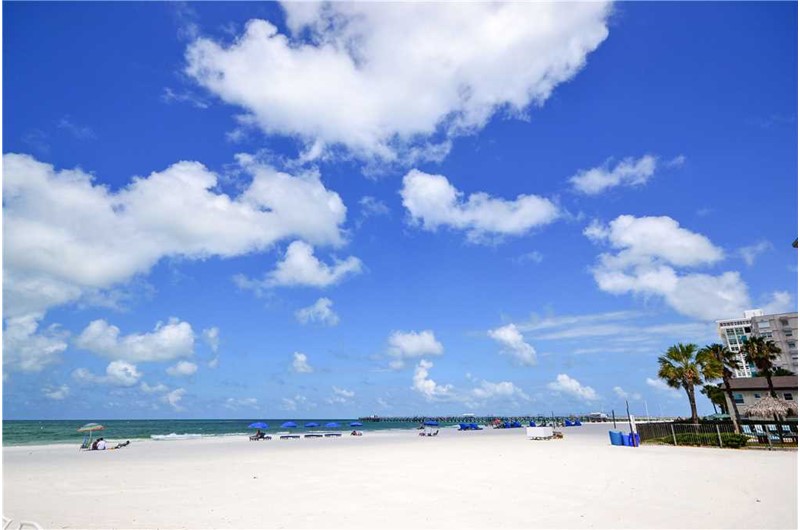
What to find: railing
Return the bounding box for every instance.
[636,420,798,448]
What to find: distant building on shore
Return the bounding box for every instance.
[721,375,798,416]
[716,309,798,377]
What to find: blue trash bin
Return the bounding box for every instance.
[609,431,623,446]
[628,433,640,447]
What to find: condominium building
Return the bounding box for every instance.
[716,309,798,378]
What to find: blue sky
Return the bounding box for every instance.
[3,2,797,420]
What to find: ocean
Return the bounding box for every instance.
[1,419,439,446]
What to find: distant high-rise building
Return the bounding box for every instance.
[716,309,798,378]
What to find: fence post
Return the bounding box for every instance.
[670,424,677,446]
[716,425,722,448]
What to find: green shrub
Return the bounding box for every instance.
[650,432,749,448]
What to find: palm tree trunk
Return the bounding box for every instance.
[723,377,741,434]
[686,384,699,424]
[765,372,777,398]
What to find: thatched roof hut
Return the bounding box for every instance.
[742,396,797,419]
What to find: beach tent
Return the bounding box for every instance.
[77,423,104,449]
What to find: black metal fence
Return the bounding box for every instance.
[636,420,798,448]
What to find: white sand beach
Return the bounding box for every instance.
[3,424,797,529]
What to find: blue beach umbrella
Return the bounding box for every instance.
[248,422,269,429]
[423,420,439,426]
[305,422,320,428]
[281,421,298,429]
[325,422,340,428]
[350,422,363,427]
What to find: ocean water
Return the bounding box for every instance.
[1,419,436,446]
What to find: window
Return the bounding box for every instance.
[761,332,773,339]
[788,341,796,348]
[784,330,793,337]
[754,393,761,399]
[784,393,794,401]
[734,393,745,404]
[780,318,789,327]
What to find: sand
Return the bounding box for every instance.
[2,424,797,529]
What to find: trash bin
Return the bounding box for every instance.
[627,433,640,447]
[609,431,624,446]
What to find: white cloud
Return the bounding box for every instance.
[762,291,794,314]
[569,155,657,195]
[2,313,69,373]
[613,386,641,401]
[646,377,682,399]
[585,215,777,321]
[487,324,536,366]
[139,382,169,394]
[42,384,70,400]
[166,360,198,377]
[401,170,560,242]
[411,359,453,401]
[185,3,611,163]
[73,360,142,387]
[359,196,390,218]
[75,318,195,363]
[281,394,311,411]
[163,388,186,411]
[388,330,443,368]
[737,240,772,267]
[2,153,348,318]
[327,386,356,404]
[291,352,313,374]
[295,297,340,326]
[513,251,544,265]
[547,374,598,401]
[471,380,529,401]
[237,240,362,290]
[202,327,220,352]
[224,397,259,410]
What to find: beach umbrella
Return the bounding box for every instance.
[77,423,104,447]
[349,422,363,427]
[325,422,340,428]
[305,422,319,428]
[423,420,439,426]
[281,421,298,429]
[248,422,269,429]
[743,396,796,419]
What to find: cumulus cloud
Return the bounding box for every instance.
[584,215,784,321]
[359,196,390,218]
[185,3,611,163]
[295,297,340,326]
[569,155,658,195]
[224,397,259,410]
[327,386,356,404]
[487,324,537,366]
[291,352,313,374]
[2,153,348,319]
[166,360,198,377]
[737,240,773,267]
[140,382,169,394]
[401,170,560,243]
[163,388,186,411]
[613,386,641,401]
[547,374,598,401]
[411,359,453,401]
[75,318,195,363]
[73,360,142,387]
[3,313,69,373]
[646,377,682,399]
[202,327,221,368]
[281,394,312,411]
[43,384,70,400]
[388,330,443,368]
[236,241,362,290]
[471,380,529,401]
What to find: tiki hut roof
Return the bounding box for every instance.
[742,396,798,418]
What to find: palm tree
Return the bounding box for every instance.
[699,343,742,433]
[658,343,708,424]
[700,384,727,414]
[741,336,782,398]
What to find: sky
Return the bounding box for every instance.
[2,2,797,420]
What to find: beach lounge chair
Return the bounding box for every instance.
[324,433,342,437]
[279,435,301,440]
[304,434,323,438]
